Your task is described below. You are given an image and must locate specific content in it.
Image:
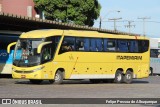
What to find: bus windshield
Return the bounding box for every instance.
[13,39,44,67]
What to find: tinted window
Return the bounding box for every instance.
[138,40,149,53]
[104,39,116,52]
[41,44,52,63]
[117,40,129,52]
[90,38,103,52]
[42,36,61,63]
[59,37,75,54]
[96,38,103,51]
[129,41,138,52]
[75,38,85,51]
[84,38,90,51]
[59,36,149,54]
[150,49,160,58]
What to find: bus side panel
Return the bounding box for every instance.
[150,58,160,74]
[0,50,14,74]
[0,35,19,74]
[54,52,149,79]
[139,63,149,78]
[70,62,114,79]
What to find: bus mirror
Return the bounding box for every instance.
[7,42,17,53]
[37,41,52,54]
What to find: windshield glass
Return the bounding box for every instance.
[150,49,160,58]
[13,39,43,67]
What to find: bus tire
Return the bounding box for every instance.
[29,79,43,84]
[54,70,63,84]
[123,70,133,84]
[149,67,153,76]
[114,70,123,83]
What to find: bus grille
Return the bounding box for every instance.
[14,70,33,74]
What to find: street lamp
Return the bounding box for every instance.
[99,10,120,29]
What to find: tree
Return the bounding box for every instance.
[34,0,101,26]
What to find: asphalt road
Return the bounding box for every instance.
[0,76,160,107]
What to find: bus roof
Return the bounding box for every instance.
[20,29,148,40]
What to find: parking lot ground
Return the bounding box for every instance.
[0,76,160,107]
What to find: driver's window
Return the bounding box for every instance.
[41,45,51,63]
[59,36,75,54]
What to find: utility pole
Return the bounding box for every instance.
[99,10,120,29]
[108,17,122,31]
[99,16,102,29]
[138,17,151,36]
[125,21,135,34]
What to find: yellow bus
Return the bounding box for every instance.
[7,29,149,84]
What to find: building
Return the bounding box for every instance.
[0,0,37,18]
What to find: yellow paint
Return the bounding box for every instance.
[11,29,149,80]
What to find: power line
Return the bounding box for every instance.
[95,20,160,23]
[135,21,160,23]
[138,17,151,36]
[99,10,120,29]
[124,21,135,34]
[108,18,122,31]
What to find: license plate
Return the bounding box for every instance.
[21,75,26,78]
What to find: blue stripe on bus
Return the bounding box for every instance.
[0,50,14,64]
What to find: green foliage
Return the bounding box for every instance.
[34,0,101,26]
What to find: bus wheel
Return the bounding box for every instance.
[123,70,133,84]
[54,70,63,84]
[90,79,101,83]
[114,70,123,83]
[29,79,43,84]
[149,68,153,76]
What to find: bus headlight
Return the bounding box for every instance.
[32,66,45,72]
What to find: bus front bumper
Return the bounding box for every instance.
[12,66,44,79]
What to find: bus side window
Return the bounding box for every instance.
[88,38,103,52]
[59,36,75,54]
[90,38,96,51]
[138,40,149,53]
[51,36,60,49]
[75,38,84,51]
[117,40,129,52]
[107,39,116,51]
[150,49,157,58]
[84,38,90,51]
[104,39,108,51]
[96,38,102,51]
[41,45,51,63]
[130,41,138,52]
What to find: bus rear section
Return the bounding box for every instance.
[8,29,150,84]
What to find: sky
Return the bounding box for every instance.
[93,0,160,38]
